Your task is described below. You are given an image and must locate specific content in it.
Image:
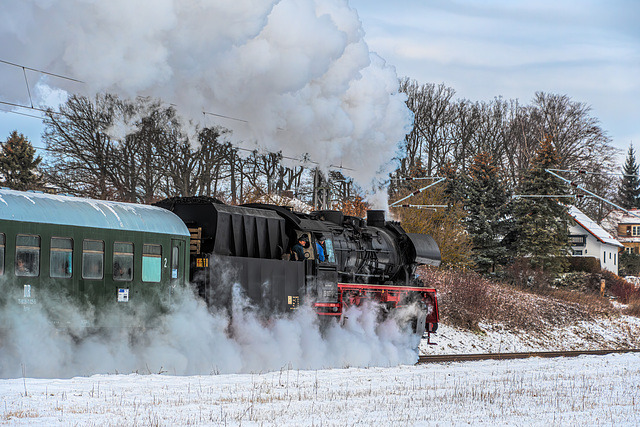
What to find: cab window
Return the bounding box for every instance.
[82,239,104,279]
[142,244,162,282]
[324,239,336,263]
[50,237,73,278]
[16,234,40,277]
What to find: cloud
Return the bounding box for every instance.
[352,0,639,151]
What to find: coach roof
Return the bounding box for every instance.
[0,189,190,236]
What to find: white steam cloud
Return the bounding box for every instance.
[1,0,413,186]
[0,282,422,379]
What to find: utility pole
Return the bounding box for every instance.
[313,168,330,210]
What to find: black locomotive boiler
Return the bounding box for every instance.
[155,196,441,338]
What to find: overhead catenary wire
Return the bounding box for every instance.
[547,168,633,178]
[0,106,44,120]
[511,194,589,199]
[545,169,640,220]
[2,96,354,171]
[393,204,448,210]
[0,59,85,83]
[1,59,359,172]
[389,177,446,207]
[389,176,444,182]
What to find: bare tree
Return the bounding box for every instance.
[399,78,455,177]
[42,94,119,199]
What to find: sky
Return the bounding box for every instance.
[350,0,640,155]
[0,0,638,169]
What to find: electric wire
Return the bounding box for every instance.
[0,59,85,83]
[0,59,353,172]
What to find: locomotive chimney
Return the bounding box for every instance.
[367,210,385,228]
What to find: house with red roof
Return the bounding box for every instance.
[568,206,623,275]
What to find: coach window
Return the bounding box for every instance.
[142,244,162,282]
[0,233,4,275]
[82,239,104,280]
[50,237,73,278]
[171,245,179,280]
[113,242,133,281]
[16,234,40,277]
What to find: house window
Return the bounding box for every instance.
[633,226,640,236]
[603,252,606,263]
[572,250,583,256]
[569,235,587,247]
[625,247,634,254]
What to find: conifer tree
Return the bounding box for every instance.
[439,160,465,205]
[465,152,512,273]
[513,135,570,275]
[0,131,43,191]
[618,143,640,210]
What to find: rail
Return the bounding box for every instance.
[417,349,640,364]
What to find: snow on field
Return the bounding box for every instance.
[421,315,640,356]
[3,287,640,425]
[1,353,639,426]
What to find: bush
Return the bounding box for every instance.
[603,270,639,303]
[619,252,640,276]
[503,257,551,290]
[568,256,601,273]
[419,266,495,332]
[625,296,640,317]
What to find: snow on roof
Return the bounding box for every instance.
[569,206,623,247]
[0,188,190,236]
[254,194,313,213]
[614,209,640,224]
[600,209,624,237]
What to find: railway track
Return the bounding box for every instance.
[418,348,640,364]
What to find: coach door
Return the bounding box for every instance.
[170,239,186,287]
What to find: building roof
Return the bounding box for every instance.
[617,209,640,224]
[569,206,623,248]
[0,189,190,236]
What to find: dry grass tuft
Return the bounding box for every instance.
[625,296,640,317]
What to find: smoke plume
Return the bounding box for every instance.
[0,282,422,379]
[1,0,413,186]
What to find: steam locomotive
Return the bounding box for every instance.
[0,189,440,339]
[154,196,440,338]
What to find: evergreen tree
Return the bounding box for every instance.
[617,143,640,209]
[465,152,512,273]
[513,135,571,275]
[0,131,42,191]
[439,160,465,205]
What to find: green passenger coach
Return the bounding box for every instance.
[0,189,190,326]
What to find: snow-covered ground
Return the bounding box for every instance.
[1,353,639,426]
[3,291,640,425]
[420,315,640,355]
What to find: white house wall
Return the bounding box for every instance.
[569,224,619,275]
